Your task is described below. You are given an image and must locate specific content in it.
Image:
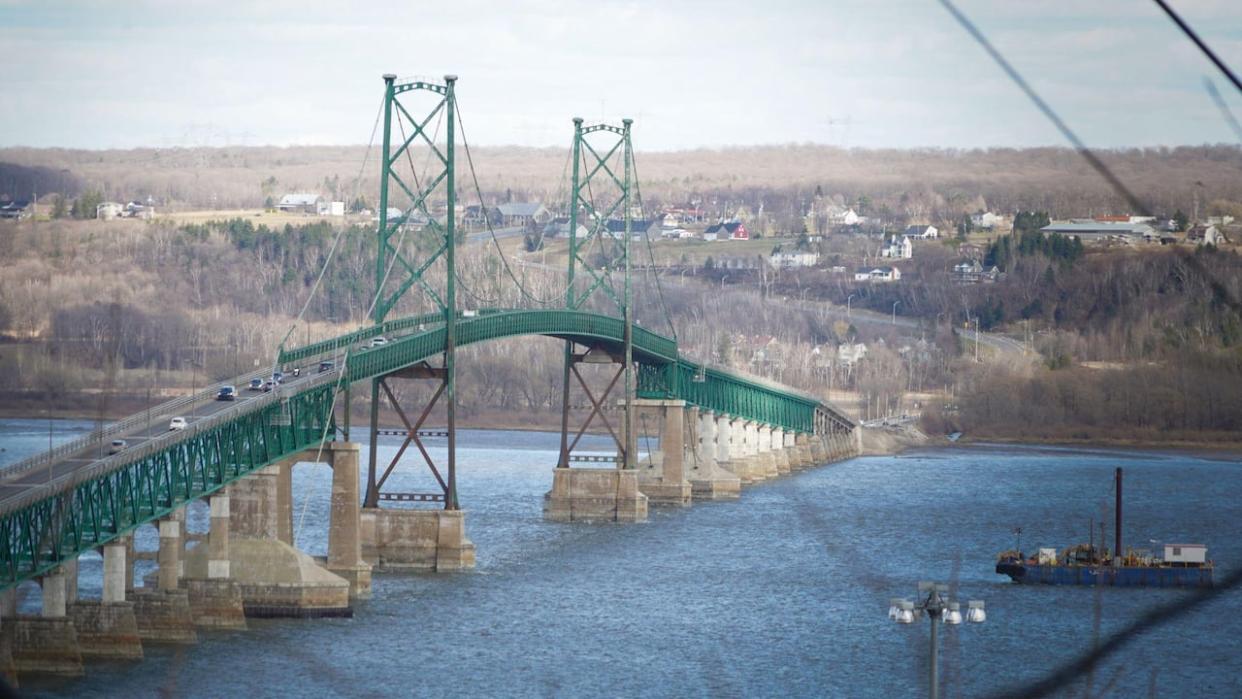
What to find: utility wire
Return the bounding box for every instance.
[936,0,1151,216]
[1152,0,1242,96]
[1204,77,1242,141]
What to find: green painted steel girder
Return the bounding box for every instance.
[0,383,336,589]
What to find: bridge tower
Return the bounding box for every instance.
[364,74,461,511]
[555,118,640,473]
[546,117,650,516]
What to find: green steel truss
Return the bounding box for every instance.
[0,383,336,589]
[0,308,852,589]
[281,308,850,434]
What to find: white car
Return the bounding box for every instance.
[169,417,188,431]
[370,337,388,348]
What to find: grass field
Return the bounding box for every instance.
[161,209,359,228]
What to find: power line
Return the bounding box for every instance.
[1152,0,1242,96]
[1204,77,1242,141]
[935,0,1151,216]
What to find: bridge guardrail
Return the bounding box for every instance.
[0,369,344,516]
[0,366,289,483]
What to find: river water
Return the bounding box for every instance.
[1,420,1240,698]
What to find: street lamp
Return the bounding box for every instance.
[847,293,855,317]
[892,300,901,325]
[889,582,986,699]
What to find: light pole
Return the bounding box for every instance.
[847,293,855,318]
[889,582,986,699]
[892,300,901,325]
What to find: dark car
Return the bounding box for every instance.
[273,371,286,384]
[248,378,264,391]
[318,360,335,373]
[263,380,275,392]
[216,385,237,401]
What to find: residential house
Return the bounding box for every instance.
[96,201,124,220]
[123,201,155,219]
[824,204,861,226]
[768,250,819,268]
[277,193,322,214]
[881,234,913,259]
[951,259,999,284]
[0,200,32,220]
[1207,215,1236,226]
[1185,224,1229,246]
[703,221,749,241]
[837,342,868,368]
[602,218,657,239]
[904,224,938,239]
[497,202,551,227]
[853,266,902,282]
[542,217,589,238]
[970,211,1004,230]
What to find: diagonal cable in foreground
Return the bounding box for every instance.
[936,0,1151,216]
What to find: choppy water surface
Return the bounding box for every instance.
[3,425,1241,698]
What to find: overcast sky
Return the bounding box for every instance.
[1,0,1240,151]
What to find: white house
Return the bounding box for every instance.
[96,202,124,220]
[769,250,819,268]
[824,204,861,226]
[837,342,868,367]
[1186,224,1229,246]
[278,193,322,213]
[497,202,551,227]
[970,212,1003,229]
[854,266,902,282]
[881,235,913,259]
[904,224,938,239]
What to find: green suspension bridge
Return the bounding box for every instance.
[0,74,856,589]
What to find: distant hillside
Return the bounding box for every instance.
[3,144,1241,222]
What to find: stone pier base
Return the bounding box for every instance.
[544,468,648,522]
[183,538,350,618]
[360,508,476,572]
[11,618,83,677]
[68,601,142,660]
[183,579,247,630]
[636,460,693,506]
[810,438,828,464]
[773,449,792,476]
[688,469,742,500]
[724,457,762,486]
[757,451,779,479]
[132,589,198,644]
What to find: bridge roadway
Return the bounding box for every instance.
[0,308,854,587]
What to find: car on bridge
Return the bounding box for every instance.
[169,417,188,431]
[370,337,388,348]
[109,439,127,454]
[263,379,275,392]
[318,360,335,373]
[216,385,237,401]
[248,378,264,391]
[273,371,286,384]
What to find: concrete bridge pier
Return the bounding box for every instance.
[183,493,247,630]
[0,589,17,687]
[322,442,372,597]
[772,428,792,476]
[756,425,779,480]
[713,415,743,485]
[810,433,829,464]
[731,420,760,484]
[634,399,693,506]
[11,565,83,677]
[68,538,143,661]
[784,432,805,470]
[544,467,648,522]
[361,507,477,572]
[133,509,198,645]
[182,452,351,618]
[688,409,740,500]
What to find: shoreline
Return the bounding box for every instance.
[5,407,1241,458]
